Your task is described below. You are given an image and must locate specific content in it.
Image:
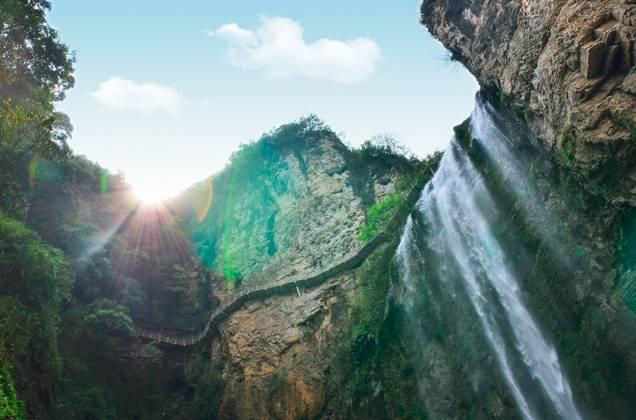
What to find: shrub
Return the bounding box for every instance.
[0,369,23,419]
[83,299,135,338]
[352,134,415,164]
[614,112,636,143]
[358,193,403,243]
[0,213,71,415]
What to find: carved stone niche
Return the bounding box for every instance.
[581,39,606,79]
[620,26,636,70]
[595,20,621,45]
[580,16,636,80]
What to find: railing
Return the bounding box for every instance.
[137,169,428,346]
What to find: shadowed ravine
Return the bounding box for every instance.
[397,99,583,420]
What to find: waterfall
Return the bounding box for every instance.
[398,97,582,420]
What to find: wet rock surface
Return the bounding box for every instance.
[421,0,636,205]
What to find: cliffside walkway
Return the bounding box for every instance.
[137,171,428,347]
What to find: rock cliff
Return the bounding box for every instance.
[161,118,438,418]
[421,0,636,205]
[415,2,636,418]
[182,119,408,293]
[104,4,636,418]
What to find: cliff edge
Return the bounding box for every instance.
[421,0,636,205]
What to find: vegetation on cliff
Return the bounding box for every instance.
[337,242,427,419]
[449,105,636,418]
[4,1,633,419]
[185,115,335,285]
[0,2,431,417]
[618,208,636,312]
[358,193,403,242]
[0,2,209,416]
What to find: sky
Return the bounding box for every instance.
[49,0,477,201]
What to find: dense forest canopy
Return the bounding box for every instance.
[0,0,74,100]
[0,2,170,417]
[0,1,222,415]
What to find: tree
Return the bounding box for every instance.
[0,368,23,419]
[0,0,75,219]
[0,0,75,100]
[0,213,71,417]
[0,100,72,219]
[82,299,134,338]
[354,134,414,161]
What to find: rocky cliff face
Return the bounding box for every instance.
[183,120,407,294]
[421,0,636,205]
[119,5,636,418]
[166,120,432,418]
[212,253,387,419]
[415,2,636,418]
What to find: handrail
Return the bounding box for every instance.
[136,169,428,346]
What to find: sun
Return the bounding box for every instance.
[132,182,172,204]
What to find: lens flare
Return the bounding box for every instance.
[133,181,173,204]
[28,157,63,187]
[196,178,214,222]
[100,170,111,194]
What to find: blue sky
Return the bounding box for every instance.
[50,0,477,200]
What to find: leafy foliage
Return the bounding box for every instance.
[351,134,416,166]
[333,242,426,418]
[356,147,442,244]
[615,112,636,143]
[0,99,72,219]
[0,369,23,419]
[0,213,71,416]
[83,299,135,338]
[0,0,74,100]
[260,113,333,145]
[358,193,403,243]
[0,2,150,416]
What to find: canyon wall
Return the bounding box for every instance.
[421,0,636,205]
[167,121,436,418]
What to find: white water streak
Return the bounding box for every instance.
[398,100,582,420]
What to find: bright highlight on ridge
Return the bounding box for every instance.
[133,181,172,204]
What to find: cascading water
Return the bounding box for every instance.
[398,96,582,420]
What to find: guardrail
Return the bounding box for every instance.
[137,169,428,346]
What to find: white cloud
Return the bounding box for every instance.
[92,77,183,114]
[207,23,256,45]
[209,17,381,83]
